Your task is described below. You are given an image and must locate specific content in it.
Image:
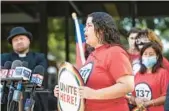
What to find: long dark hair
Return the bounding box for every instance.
[87,12,130,61]
[85,44,95,59]
[139,42,163,74]
[88,12,121,45]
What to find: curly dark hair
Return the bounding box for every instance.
[88,12,121,45]
[84,44,95,59]
[139,42,163,74]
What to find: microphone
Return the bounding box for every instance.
[7,60,22,78]
[0,61,12,78]
[30,65,44,87]
[12,61,31,102]
[24,65,45,111]
[7,60,22,105]
[0,61,12,104]
[12,61,31,81]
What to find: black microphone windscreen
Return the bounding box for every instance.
[0,66,5,69]
[11,60,22,69]
[33,65,45,76]
[3,61,12,69]
[22,61,28,68]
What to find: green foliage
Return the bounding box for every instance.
[117,17,169,60]
[48,17,76,65]
[47,16,169,67]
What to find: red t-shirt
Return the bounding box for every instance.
[163,57,169,72]
[129,53,169,76]
[79,44,132,111]
[134,68,169,111]
[129,53,140,62]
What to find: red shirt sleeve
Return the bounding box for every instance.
[160,69,169,96]
[163,57,169,72]
[132,90,136,97]
[107,47,132,81]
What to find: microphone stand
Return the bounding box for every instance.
[16,80,27,111]
[18,92,23,111]
[24,84,36,111]
[30,85,36,111]
[8,78,24,111]
[7,81,15,111]
[1,81,7,104]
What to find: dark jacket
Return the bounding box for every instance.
[165,83,169,111]
[1,51,48,111]
[1,51,47,70]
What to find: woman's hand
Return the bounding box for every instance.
[143,100,153,108]
[79,86,96,99]
[54,85,59,98]
[135,97,151,107]
[135,97,145,106]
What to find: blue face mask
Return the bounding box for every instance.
[142,56,157,69]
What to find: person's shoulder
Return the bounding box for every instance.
[163,57,169,64]
[163,57,169,66]
[1,53,11,56]
[1,53,12,57]
[108,45,128,57]
[163,57,169,61]
[1,53,13,65]
[157,67,169,75]
[30,52,45,57]
[109,45,127,53]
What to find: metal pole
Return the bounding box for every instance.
[65,2,70,62]
[38,1,48,89]
[130,1,137,27]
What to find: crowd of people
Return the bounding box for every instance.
[55,12,169,111]
[1,11,169,111]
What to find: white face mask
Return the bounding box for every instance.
[142,56,157,69]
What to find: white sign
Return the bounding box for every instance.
[79,62,93,84]
[135,83,152,100]
[12,67,32,80]
[58,62,84,111]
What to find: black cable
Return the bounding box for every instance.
[36,93,45,111]
[30,85,36,110]
[14,102,19,111]
[9,101,14,111]
[11,101,15,111]
[9,101,19,111]
[9,101,15,111]
[7,99,10,111]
